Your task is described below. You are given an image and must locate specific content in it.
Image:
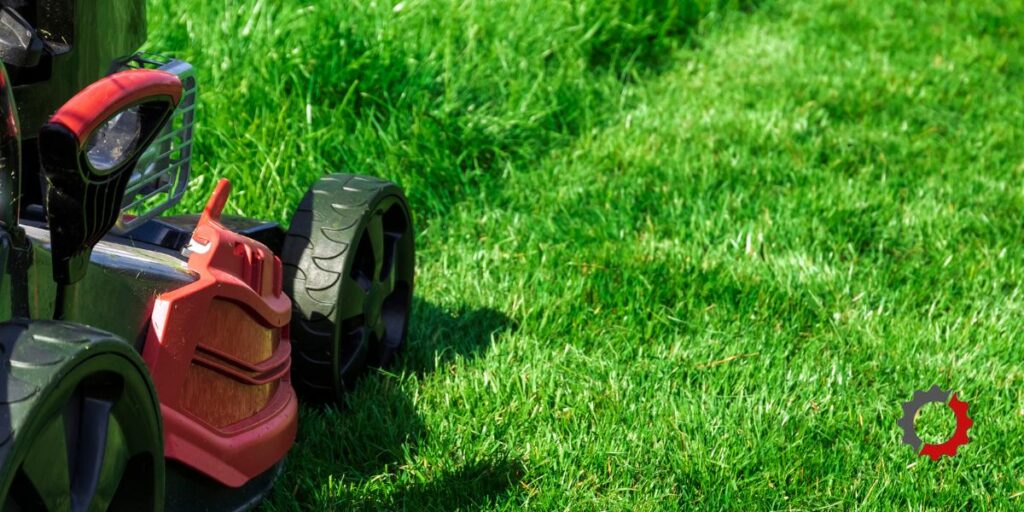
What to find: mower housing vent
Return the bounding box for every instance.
[114,53,196,234]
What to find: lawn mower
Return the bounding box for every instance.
[0,1,415,510]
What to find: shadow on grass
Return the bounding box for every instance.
[272,298,518,509]
[399,298,515,375]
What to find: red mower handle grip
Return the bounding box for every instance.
[40,69,183,285]
[47,69,183,147]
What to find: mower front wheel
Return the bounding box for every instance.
[282,174,415,402]
[0,320,164,511]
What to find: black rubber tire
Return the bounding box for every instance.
[0,320,164,511]
[282,174,415,402]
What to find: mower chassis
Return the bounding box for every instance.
[14,218,290,510]
[19,223,194,348]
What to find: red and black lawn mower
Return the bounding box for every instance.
[0,1,414,510]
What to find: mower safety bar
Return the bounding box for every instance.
[115,54,198,233]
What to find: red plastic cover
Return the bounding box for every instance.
[142,179,297,487]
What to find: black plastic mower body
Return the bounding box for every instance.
[0,0,147,210]
[4,0,146,136]
[14,218,196,349]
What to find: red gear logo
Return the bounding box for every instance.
[897,386,973,461]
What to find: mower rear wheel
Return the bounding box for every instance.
[0,320,164,511]
[282,174,415,402]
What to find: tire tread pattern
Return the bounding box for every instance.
[281,174,402,400]
[0,320,163,509]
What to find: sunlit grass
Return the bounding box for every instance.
[148,0,1024,509]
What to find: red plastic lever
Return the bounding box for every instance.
[200,178,232,225]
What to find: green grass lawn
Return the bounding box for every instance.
[148,0,1024,509]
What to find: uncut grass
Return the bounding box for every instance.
[147,0,750,221]
[152,0,1024,509]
